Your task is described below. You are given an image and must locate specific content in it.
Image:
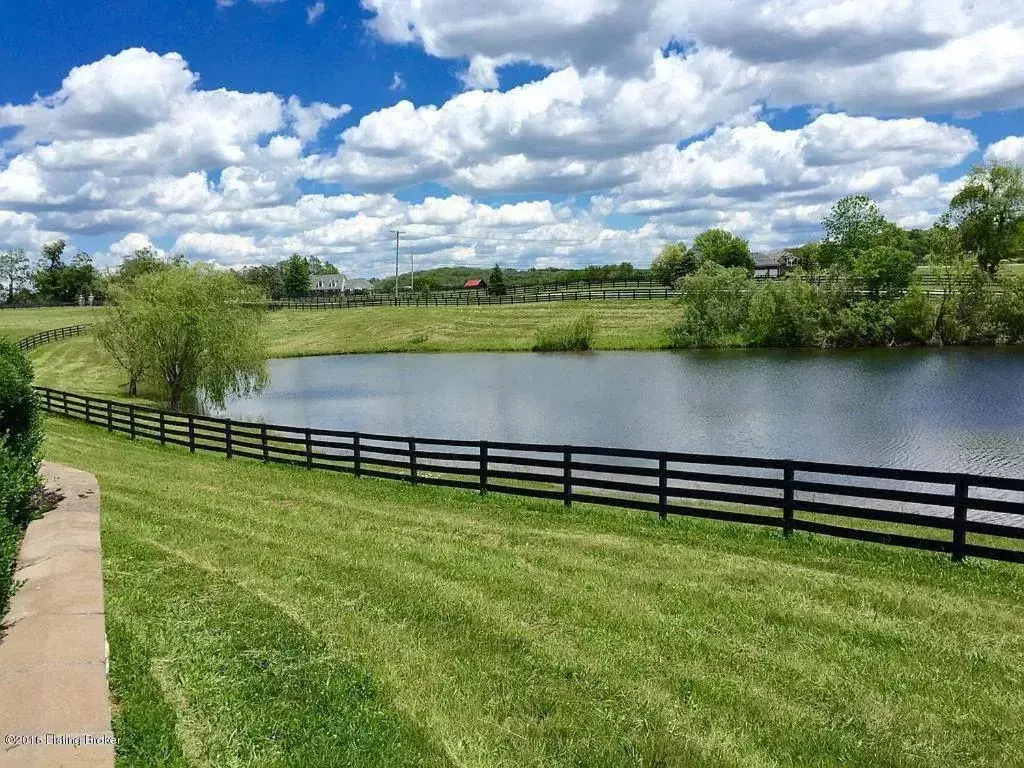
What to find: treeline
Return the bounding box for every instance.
[373,262,646,295]
[0,240,103,305]
[666,162,1024,348]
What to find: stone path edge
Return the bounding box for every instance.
[0,462,114,768]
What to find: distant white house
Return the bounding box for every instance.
[345,278,374,293]
[311,273,346,292]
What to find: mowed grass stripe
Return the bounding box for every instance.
[41,416,1024,767]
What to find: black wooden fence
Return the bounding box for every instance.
[31,384,1024,565]
[268,285,674,310]
[16,324,89,351]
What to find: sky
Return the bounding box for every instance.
[1,0,1023,277]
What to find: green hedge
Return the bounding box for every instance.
[0,338,42,618]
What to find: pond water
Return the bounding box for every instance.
[219,348,1024,476]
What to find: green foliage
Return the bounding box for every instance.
[852,245,917,297]
[745,278,819,347]
[0,249,29,303]
[650,243,698,285]
[0,339,41,530]
[282,254,311,297]
[115,266,269,410]
[993,274,1024,343]
[33,240,99,303]
[783,242,821,272]
[892,288,936,344]
[305,256,338,275]
[95,286,149,396]
[669,263,751,347]
[0,514,20,621]
[821,300,896,348]
[487,264,507,296]
[114,247,178,286]
[820,195,890,268]
[949,162,1024,274]
[692,228,755,271]
[533,314,597,351]
[239,264,283,300]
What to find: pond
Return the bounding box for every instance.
[219,348,1024,476]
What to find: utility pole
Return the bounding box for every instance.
[410,249,415,293]
[391,230,403,305]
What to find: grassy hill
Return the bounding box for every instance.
[42,415,1024,768]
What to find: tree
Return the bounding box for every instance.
[650,243,698,285]
[783,242,821,272]
[669,263,752,347]
[33,240,67,302]
[820,195,889,268]
[94,287,148,395]
[115,247,168,285]
[488,264,507,296]
[112,266,269,410]
[0,250,29,303]
[305,256,338,275]
[691,229,755,272]
[281,254,311,297]
[852,246,917,298]
[949,162,1024,274]
[64,252,98,301]
[240,264,283,299]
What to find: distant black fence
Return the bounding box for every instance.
[269,284,674,309]
[16,324,89,351]
[31,383,1024,565]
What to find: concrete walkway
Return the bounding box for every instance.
[0,463,114,768]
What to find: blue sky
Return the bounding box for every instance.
[1,0,1023,276]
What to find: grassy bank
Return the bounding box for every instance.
[43,415,1024,767]
[4,302,678,401]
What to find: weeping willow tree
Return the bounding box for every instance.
[100,265,268,410]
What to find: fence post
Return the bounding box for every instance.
[952,476,969,562]
[159,411,165,446]
[225,419,233,458]
[63,390,68,416]
[188,415,195,453]
[261,424,269,462]
[563,448,572,508]
[106,400,113,432]
[658,456,668,521]
[782,462,794,537]
[353,432,361,477]
[409,438,418,484]
[84,397,90,424]
[480,441,488,495]
[129,405,136,440]
[305,428,313,469]
[45,389,51,413]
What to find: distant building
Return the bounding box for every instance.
[752,251,789,279]
[311,273,346,292]
[464,278,487,289]
[345,278,374,294]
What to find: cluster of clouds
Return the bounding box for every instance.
[2,0,1024,273]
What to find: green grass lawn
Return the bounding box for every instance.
[3,302,679,401]
[43,416,1024,768]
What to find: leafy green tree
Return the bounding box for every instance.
[820,195,889,268]
[281,254,311,297]
[240,264,283,299]
[0,249,29,303]
[691,229,755,271]
[949,162,1024,274]
[783,242,821,272]
[892,288,936,344]
[305,256,338,275]
[488,264,507,296]
[670,263,751,347]
[650,243,698,285]
[95,288,148,396]
[64,252,98,302]
[115,247,168,285]
[993,273,1024,343]
[746,278,819,347]
[852,245,917,298]
[111,266,269,410]
[33,239,67,301]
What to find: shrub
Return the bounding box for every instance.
[0,339,41,459]
[820,300,896,347]
[892,287,937,344]
[745,279,819,347]
[0,515,19,620]
[993,273,1024,343]
[669,264,751,347]
[533,314,597,351]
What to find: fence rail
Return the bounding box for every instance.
[30,381,1024,565]
[16,324,89,351]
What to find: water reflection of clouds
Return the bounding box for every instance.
[220,349,1024,477]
